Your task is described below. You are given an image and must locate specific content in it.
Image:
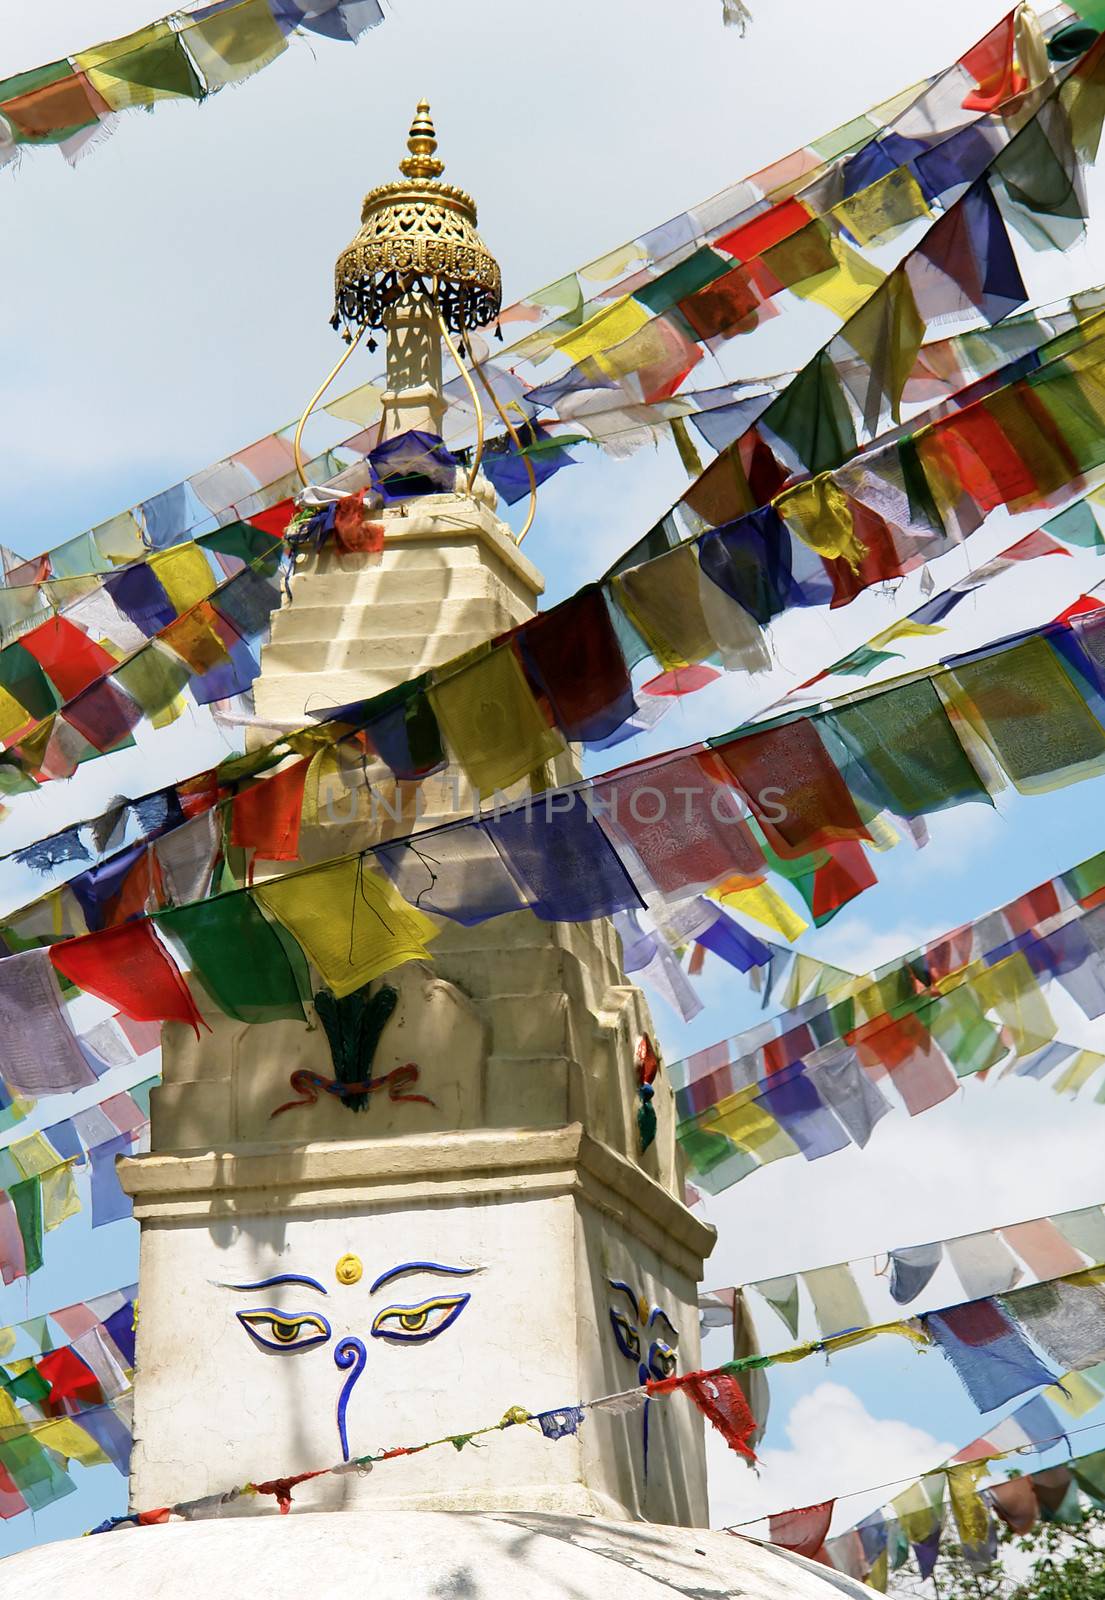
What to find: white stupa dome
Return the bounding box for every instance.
[2,1509,872,1600]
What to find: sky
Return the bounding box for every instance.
[4,0,1105,1566]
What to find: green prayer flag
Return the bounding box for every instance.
[761,350,858,476]
[924,988,1006,1077]
[1072,1448,1105,1503]
[4,1365,50,1405]
[899,435,945,536]
[1062,849,1105,901]
[633,248,730,315]
[1047,499,1105,549]
[0,643,59,723]
[994,106,1087,252]
[156,893,309,1024]
[0,1435,75,1510]
[113,645,191,721]
[198,522,280,565]
[9,1178,43,1276]
[828,678,991,819]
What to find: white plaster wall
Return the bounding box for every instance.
[130,1192,589,1511]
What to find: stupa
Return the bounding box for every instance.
[2,106,872,1600]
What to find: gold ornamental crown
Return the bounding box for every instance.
[332,100,502,338]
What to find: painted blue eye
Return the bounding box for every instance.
[609,1310,641,1362]
[237,1309,332,1352]
[371,1294,469,1344]
[648,1339,677,1381]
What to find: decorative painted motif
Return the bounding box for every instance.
[271,1063,433,1118]
[228,1260,482,1461]
[371,1293,470,1344]
[334,1336,368,1461]
[635,1035,660,1154]
[335,1254,363,1286]
[237,1309,332,1352]
[607,1277,679,1480]
[271,982,437,1118]
[316,982,400,1112]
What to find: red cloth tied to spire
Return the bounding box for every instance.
[50,921,205,1036]
[648,1368,758,1463]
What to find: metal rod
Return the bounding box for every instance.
[292,321,370,487]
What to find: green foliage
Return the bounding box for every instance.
[890,1506,1105,1600]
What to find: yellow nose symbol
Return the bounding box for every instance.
[336,1254,363,1286]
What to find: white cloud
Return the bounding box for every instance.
[709,1381,954,1534]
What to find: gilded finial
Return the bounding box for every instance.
[400,99,444,181]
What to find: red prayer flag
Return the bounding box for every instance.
[230,757,311,862]
[36,1346,103,1410]
[20,617,117,701]
[50,921,205,1036]
[989,1475,1039,1534]
[812,840,878,922]
[769,1501,836,1558]
[960,13,1028,112]
[649,1368,757,1463]
[716,722,871,860]
[519,585,633,742]
[716,198,812,264]
[246,498,297,538]
[0,1457,27,1520]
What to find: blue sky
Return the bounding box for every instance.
[5,0,1105,1562]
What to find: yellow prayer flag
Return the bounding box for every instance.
[611,544,717,671]
[1054,1049,1105,1095]
[866,1551,889,1593]
[0,686,31,744]
[710,880,808,942]
[708,1097,799,1164]
[324,383,385,429]
[41,1163,81,1232]
[776,477,866,570]
[864,812,900,852]
[831,168,930,247]
[428,644,565,798]
[866,619,947,652]
[181,0,288,92]
[892,1476,945,1543]
[33,1417,111,1468]
[1046,1370,1103,1417]
[553,295,651,366]
[947,1461,991,1547]
[257,858,438,1000]
[0,1386,23,1432]
[75,21,198,109]
[8,1133,63,1181]
[582,243,646,282]
[0,1326,14,1360]
[971,951,1056,1058]
[92,511,146,566]
[149,545,218,615]
[789,237,885,320]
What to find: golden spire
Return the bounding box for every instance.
[331,99,501,338]
[399,99,444,181]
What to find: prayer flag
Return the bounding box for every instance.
[49,922,205,1034]
[156,894,308,1024]
[256,857,438,998]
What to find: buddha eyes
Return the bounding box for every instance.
[609,1311,642,1362]
[648,1339,677,1381]
[371,1294,470,1344]
[233,1289,472,1351]
[236,1309,333,1352]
